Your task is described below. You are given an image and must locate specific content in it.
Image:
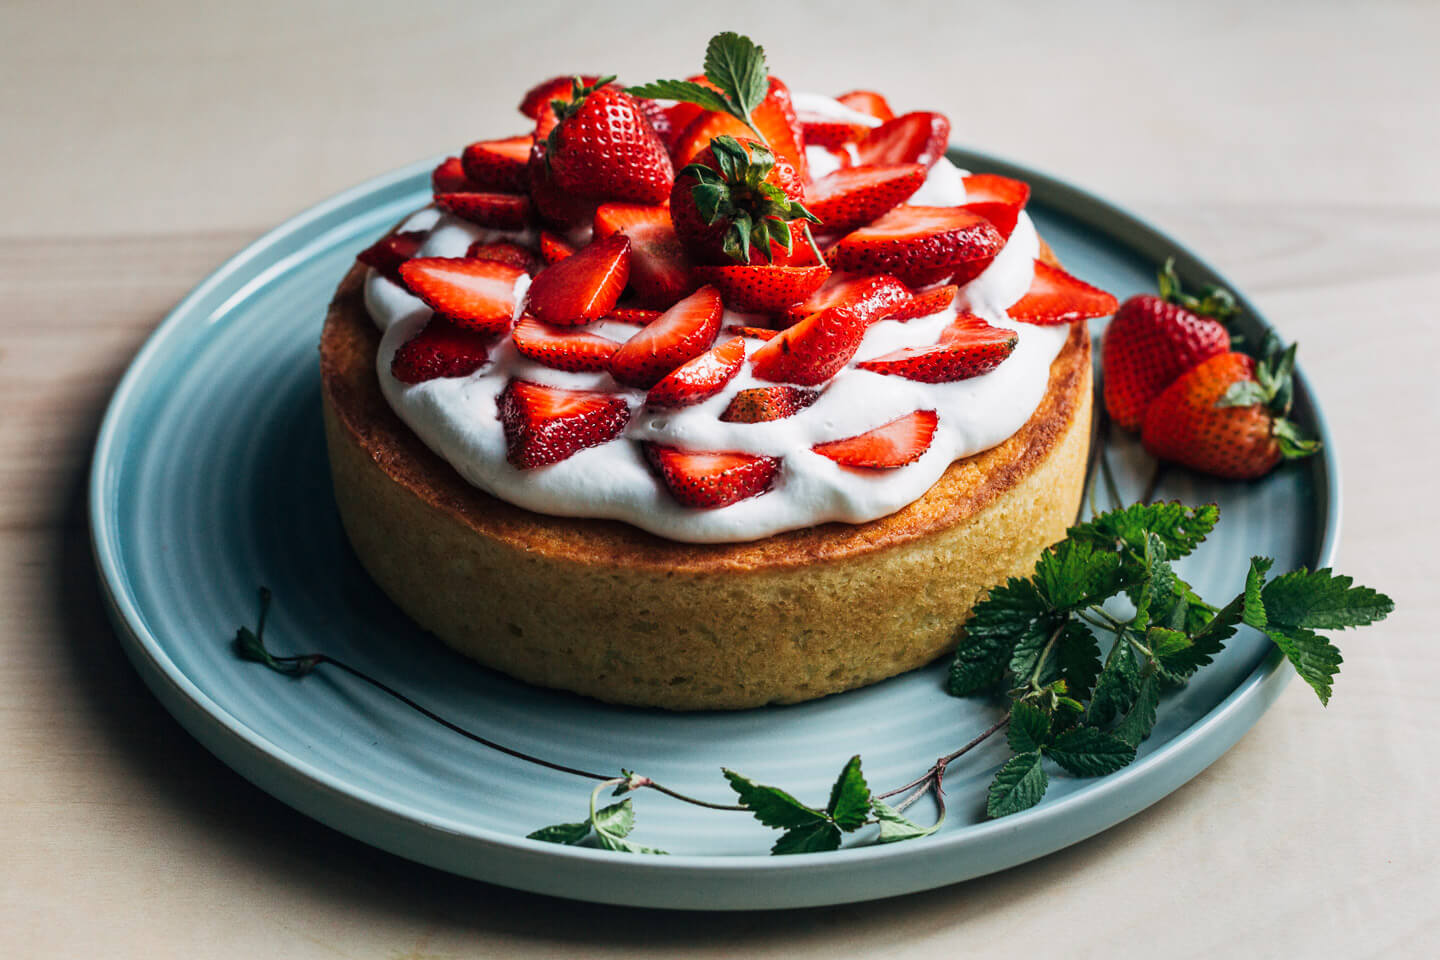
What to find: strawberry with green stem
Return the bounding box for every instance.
[544,76,674,205]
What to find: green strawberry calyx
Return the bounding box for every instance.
[679,134,822,265]
[1214,332,1321,460]
[1158,257,1242,325]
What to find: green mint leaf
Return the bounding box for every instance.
[1034,539,1127,610]
[1047,726,1138,776]
[591,798,634,838]
[1260,568,1394,630]
[1243,557,1274,629]
[1111,666,1161,747]
[1008,615,1064,685]
[1008,701,1051,754]
[624,78,731,114]
[1088,634,1141,727]
[1130,533,1180,634]
[526,820,591,845]
[949,577,1047,695]
[872,800,942,844]
[1067,501,1219,562]
[986,752,1048,818]
[723,769,828,830]
[1055,619,1103,700]
[825,756,871,832]
[1263,623,1344,706]
[703,31,769,120]
[595,832,668,855]
[1217,380,1268,408]
[771,820,843,855]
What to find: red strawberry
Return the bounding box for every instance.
[857,314,1017,382]
[1140,340,1318,479]
[524,233,631,326]
[548,83,675,205]
[750,301,870,385]
[719,385,818,423]
[1101,260,1239,430]
[518,74,602,120]
[527,141,599,229]
[960,174,1031,240]
[539,230,576,264]
[398,258,526,334]
[855,112,950,169]
[390,317,491,383]
[752,75,808,181]
[780,272,912,326]
[671,109,756,169]
[606,306,663,325]
[812,409,938,468]
[435,192,532,230]
[432,156,475,194]
[644,444,779,508]
[498,379,630,469]
[464,240,540,274]
[806,163,926,234]
[511,314,620,372]
[608,285,723,388]
[634,97,678,150]
[1008,261,1120,324]
[800,115,870,150]
[670,136,817,267]
[646,336,746,407]
[828,205,1003,287]
[836,90,895,123]
[593,203,696,308]
[886,284,957,321]
[460,135,532,192]
[690,263,830,313]
[356,231,426,282]
[724,324,779,341]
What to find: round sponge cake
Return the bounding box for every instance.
[320,257,1092,710]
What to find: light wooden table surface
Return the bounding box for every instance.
[4,1,1436,956]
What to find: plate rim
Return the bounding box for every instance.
[87,148,1342,908]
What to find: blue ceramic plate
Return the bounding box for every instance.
[89,149,1338,910]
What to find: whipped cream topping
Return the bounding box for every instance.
[361,96,1069,544]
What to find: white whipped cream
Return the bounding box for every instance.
[360,96,1071,543]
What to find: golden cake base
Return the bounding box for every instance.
[320,259,1092,710]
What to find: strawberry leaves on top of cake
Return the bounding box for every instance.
[627,31,775,147]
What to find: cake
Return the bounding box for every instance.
[320,33,1118,709]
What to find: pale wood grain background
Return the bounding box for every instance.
[3,1,1437,956]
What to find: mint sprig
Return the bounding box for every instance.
[628,32,770,144]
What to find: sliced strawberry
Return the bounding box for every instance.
[435,192,532,230]
[1008,261,1120,324]
[719,385,818,423]
[886,284,957,321]
[690,263,830,313]
[539,230,575,264]
[858,314,1017,382]
[780,272,913,326]
[644,444,779,509]
[356,230,426,282]
[800,115,870,150]
[511,314,619,372]
[460,135,532,192]
[960,174,1031,239]
[671,110,756,169]
[812,410,938,468]
[464,240,540,274]
[525,233,631,326]
[750,302,870,386]
[855,112,950,169]
[606,306,662,325]
[724,324,779,341]
[593,203,695,308]
[836,90,895,123]
[390,317,491,383]
[646,337,745,408]
[518,75,601,120]
[806,164,926,234]
[398,258,526,334]
[753,76,808,181]
[828,205,1003,287]
[498,379,630,469]
[432,156,475,194]
[609,285,723,388]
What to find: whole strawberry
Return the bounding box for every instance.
[669,134,819,265]
[546,77,674,205]
[1141,333,1319,480]
[1102,259,1239,430]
